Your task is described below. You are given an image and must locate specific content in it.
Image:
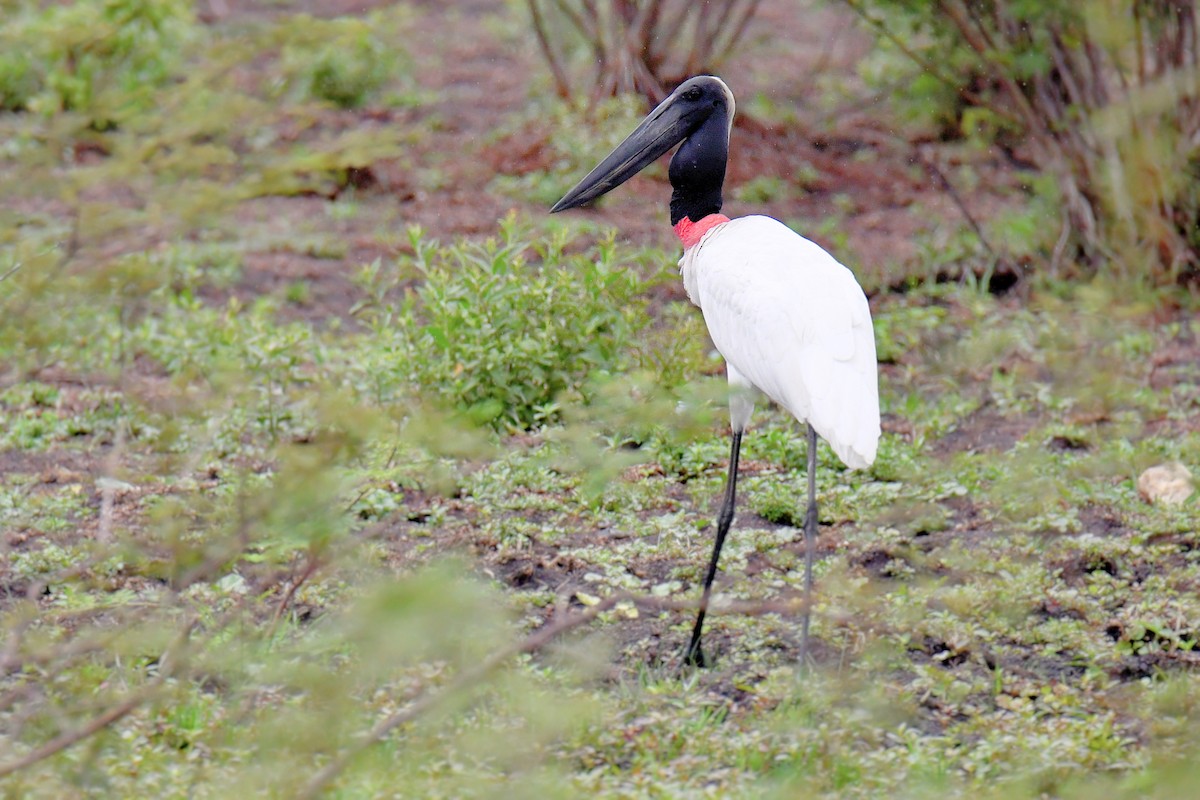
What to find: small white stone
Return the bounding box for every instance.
[1137,462,1196,507]
[650,580,681,597]
[96,476,135,493]
[217,573,248,594]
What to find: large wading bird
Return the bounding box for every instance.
[551,76,880,667]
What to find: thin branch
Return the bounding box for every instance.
[1049,206,1072,277]
[0,688,158,778]
[96,426,128,544]
[629,0,661,57]
[917,148,998,262]
[266,550,322,640]
[935,0,1053,146]
[298,591,807,798]
[0,261,22,283]
[0,618,197,779]
[1,613,146,681]
[576,0,607,60]
[715,0,764,64]
[654,0,695,79]
[528,0,572,99]
[342,481,379,515]
[297,594,625,799]
[686,2,712,76]
[935,0,1105,251]
[839,0,1020,127]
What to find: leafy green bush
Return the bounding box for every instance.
[359,220,647,431]
[306,38,389,109]
[0,50,38,111]
[0,0,195,124]
[278,13,406,109]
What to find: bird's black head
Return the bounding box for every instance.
[550,75,736,225]
[663,76,735,136]
[665,77,734,225]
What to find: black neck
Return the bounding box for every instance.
[668,112,729,226]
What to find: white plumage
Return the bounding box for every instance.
[679,215,880,468]
[550,75,882,666]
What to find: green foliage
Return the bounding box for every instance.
[0,7,418,268]
[4,0,1200,796]
[850,0,1200,279]
[4,246,1200,795]
[0,49,39,112]
[0,0,195,124]
[278,13,408,109]
[357,219,647,431]
[872,300,948,364]
[734,174,792,204]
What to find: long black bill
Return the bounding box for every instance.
[549,92,702,213]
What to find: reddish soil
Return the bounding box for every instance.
[195,0,1024,323]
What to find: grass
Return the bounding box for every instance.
[3,232,1198,795]
[2,1,1200,798]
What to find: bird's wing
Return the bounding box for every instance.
[689,216,880,469]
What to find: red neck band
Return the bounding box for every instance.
[673,213,730,249]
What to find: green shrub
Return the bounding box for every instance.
[307,39,389,109]
[358,221,647,431]
[872,302,948,364]
[1,0,195,124]
[0,50,38,111]
[278,14,405,109]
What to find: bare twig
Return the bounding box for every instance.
[0,261,22,283]
[528,0,572,99]
[916,148,997,262]
[266,550,322,640]
[297,594,625,799]
[533,0,762,101]
[298,590,807,798]
[839,0,1019,126]
[1049,206,1072,277]
[653,0,694,73]
[1,609,152,681]
[342,481,378,515]
[0,688,158,778]
[715,0,764,64]
[0,617,197,779]
[96,425,129,544]
[935,0,1068,171]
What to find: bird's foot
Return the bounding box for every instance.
[681,642,708,670]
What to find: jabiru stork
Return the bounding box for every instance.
[551,76,880,667]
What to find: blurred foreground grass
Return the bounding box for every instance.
[2,1,1200,798]
[4,219,1200,796]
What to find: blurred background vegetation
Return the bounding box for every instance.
[1,0,1198,797]
[847,0,1200,283]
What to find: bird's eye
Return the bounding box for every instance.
[682,87,702,101]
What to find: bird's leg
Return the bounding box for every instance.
[682,429,742,668]
[800,423,818,669]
